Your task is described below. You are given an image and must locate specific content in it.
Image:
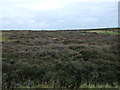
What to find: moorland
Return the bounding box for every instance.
[1,28,120,88]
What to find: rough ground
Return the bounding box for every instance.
[1,28,120,88]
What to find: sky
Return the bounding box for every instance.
[0,0,119,30]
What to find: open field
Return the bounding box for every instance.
[1,28,120,89]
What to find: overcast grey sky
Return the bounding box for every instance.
[0,0,119,30]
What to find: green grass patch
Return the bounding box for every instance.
[2,36,16,42]
[79,84,120,88]
[17,84,120,88]
[86,30,119,35]
[97,31,119,35]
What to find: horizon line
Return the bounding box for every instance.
[0,27,119,31]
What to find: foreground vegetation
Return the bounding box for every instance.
[2,28,120,88]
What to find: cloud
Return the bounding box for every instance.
[0,0,118,30]
[15,1,64,11]
[70,0,119,2]
[0,0,119,3]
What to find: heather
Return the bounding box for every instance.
[2,28,120,88]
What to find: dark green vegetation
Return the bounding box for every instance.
[2,28,120,88]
